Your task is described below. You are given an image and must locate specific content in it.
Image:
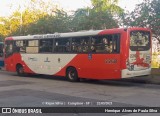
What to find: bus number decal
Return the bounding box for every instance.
[105,59,117,64]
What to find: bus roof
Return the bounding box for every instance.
[5,27,151,41]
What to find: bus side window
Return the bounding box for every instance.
[91,34,120,53]
[54,38,71,53]
[112,34,120,53]
[103,37,111,53]
[91,36,104,52]
[15,40,26,53]
[71,37,90,53]
[26,40,39,53]
[71,38,80,52]
[39,39,53,53]
[81,38,90,52]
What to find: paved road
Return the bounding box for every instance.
[0,70,160,116]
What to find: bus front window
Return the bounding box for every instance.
[130,31,150,51]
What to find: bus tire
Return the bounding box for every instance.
[66,67,79,82]
[16,64,25,76]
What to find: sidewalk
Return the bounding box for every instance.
[150,68,160,84]
[149,75,160,84]
[132,68,160,84]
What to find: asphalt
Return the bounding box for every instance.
[151,75,160,84]
[147,68,160,84]
[0,67,159,85]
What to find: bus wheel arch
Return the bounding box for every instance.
[66,66,79,82]
[16,63,25,76]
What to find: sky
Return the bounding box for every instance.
[0,0,143,17]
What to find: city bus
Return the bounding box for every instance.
[4,27,152,81]
[0,42,4,69]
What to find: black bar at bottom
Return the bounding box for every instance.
[0,107,160,113]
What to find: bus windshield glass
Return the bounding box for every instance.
[130,31,150,51]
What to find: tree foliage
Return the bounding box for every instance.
[73,8,119,31]
[0,0,123,41]
[122,0,160,36]
[91,0,123,14]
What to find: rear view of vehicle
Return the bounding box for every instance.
[122,28,151,78]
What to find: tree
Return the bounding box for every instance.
[91,0,123,14]
[122,0,160,37]
[0,0,121,40]
[90,0,124,28]
[70,8,119,31]
[8,0,59,36]
[0,17,10,39]
[26,9,71,34]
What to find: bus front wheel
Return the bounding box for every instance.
[16,65,25,76]
[66,67,79,82]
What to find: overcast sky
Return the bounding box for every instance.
[0,0,143,17]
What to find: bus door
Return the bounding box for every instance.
[4,40,14,71]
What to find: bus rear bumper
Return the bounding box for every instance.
[121,68,151,78]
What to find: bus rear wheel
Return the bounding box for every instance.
[16,65,25,76]
[66,67,79,82]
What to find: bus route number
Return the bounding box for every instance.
[105,59,117,64]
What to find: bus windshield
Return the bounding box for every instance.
[130,31,150,51]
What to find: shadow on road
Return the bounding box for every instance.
[9,72,156,88]
[2,70,159,88]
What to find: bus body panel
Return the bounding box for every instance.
[5,53,121,79]
[4,28,151,80]
[21,54,77,75]
[5,53,34,73]
[62,54,121,79]
[122,50,151,78]
[119,31,129,70]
